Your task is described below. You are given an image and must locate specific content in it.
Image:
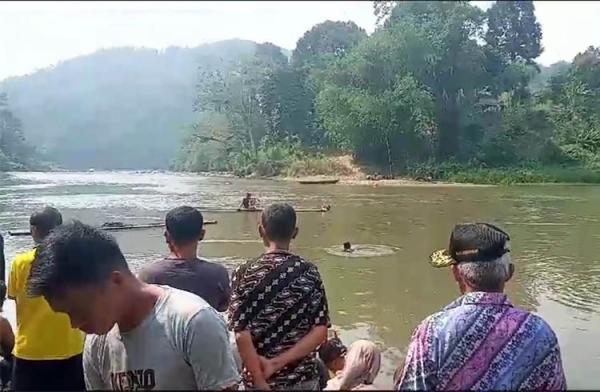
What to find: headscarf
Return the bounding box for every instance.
[326,340,381,390]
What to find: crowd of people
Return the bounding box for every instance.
[0,203,569,390]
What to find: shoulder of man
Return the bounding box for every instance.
[524,311,561,343]
[137,259,172,282]
[231,256,263,281]
[198,258,229,274]
[291,255,323,278]
[12,248,36,268]
[163,286,213,316]
[410,310,447,341]
[83,331,110,365]
[160,288,229,353]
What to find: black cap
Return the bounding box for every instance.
[430,223,510,268]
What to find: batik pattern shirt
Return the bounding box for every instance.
[397,292,567,391]
[228,251,330,389]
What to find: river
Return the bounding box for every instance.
[1,171,600,388]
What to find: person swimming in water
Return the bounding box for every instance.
[239,193,259,211]
[343,242,353,253]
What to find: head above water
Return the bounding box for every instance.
[259,203,298,247]
[165,206,205,251]
[27,220,135,335]
[29,206,62,243]
[440,222,515,293]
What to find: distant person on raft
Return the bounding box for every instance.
[239,193,259,211]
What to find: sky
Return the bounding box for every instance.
[0,1,599,81]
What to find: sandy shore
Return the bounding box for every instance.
[279,175,495,187]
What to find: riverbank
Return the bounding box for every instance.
[280,156,600,186]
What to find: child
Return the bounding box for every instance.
[317,331,347,389]
[325,340,381,390]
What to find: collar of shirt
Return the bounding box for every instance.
[443,291,513,311]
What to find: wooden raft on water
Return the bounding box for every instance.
[197,207,331,213]
[297,178,340,185]
[8,220,218,237]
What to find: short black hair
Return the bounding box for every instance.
[27,220,129,299]
[30,206,63,238]
[261,203,296,242]
[165,206,204,244]
[318,335,347,364]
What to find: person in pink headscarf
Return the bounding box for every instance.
[325,340,381,390]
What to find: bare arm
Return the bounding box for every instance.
[236,331,270,390]
[262,325,327,378]
[0,318,13,358]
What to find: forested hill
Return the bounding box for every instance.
[0,39,259,170]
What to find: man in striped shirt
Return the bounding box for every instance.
[396,223,567,391]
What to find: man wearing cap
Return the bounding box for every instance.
[396,223,566,391]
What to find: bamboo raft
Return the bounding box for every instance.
[197,207,331,213]
[8,220,218,237]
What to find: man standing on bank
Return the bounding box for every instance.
[228,203,330,390]
[8,207,85,391]
[26,221,240,390]
[139,206,231,311]
[396,222,566,390]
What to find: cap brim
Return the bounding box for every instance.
[429,249,456,268]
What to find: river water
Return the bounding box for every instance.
[2,171,600,388]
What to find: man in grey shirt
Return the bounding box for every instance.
[26,221,240,390]
[139,206,231,312]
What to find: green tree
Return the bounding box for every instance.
[386,1,487,159]
[485,1,542,64]
[483,1,543,98]
[373,1,397,26]
[291,21,367,69]
[0,93,37,170]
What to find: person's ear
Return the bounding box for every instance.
[30,225,38,241]
[109,270,127,288]
[292,227,299,240]
[507,263,515,282]
[199,229,206,242]
[259,224,266,239]
[451,264,461,283]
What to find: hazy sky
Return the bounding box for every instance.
[1,1,599,81]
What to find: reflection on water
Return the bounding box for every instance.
[2,171,600,388]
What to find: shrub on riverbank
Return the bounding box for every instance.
[409,163,600,185]
[229,139,354,178]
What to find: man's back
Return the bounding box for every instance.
[228,251,330,389]
[7,249,84,360]
[397,292,566,390]
[138,257,231,312]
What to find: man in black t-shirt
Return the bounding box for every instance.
[138,206,231,311]
[228,203,330,390]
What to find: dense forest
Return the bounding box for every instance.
[2,1,600,183]
[177,1,600,183]
[0,40,259,169]
[0,93,43,171]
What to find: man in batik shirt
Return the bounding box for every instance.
[228,203,330,390]
[396,223,567,391]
